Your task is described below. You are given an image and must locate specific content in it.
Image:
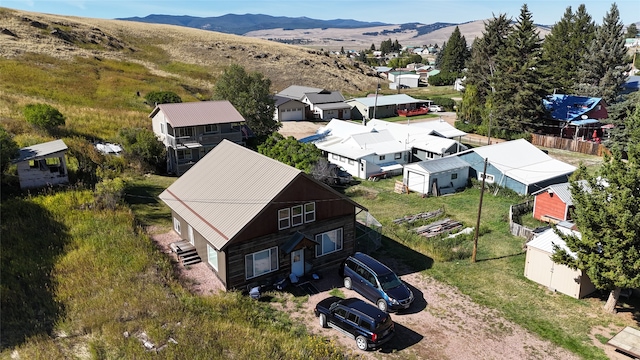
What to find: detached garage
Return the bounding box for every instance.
[524,226,596,299]
[403,156,470,196]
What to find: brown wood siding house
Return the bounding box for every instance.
[159,140,366,291]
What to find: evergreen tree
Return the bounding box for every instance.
[393,39,401,52]
[435,41,446,68]
[491,4,548,136]
[213,64,279,139]
[462,14,512,126]
[379,39,392,54]
[540,5,595,94]
[439,26,470,73]
[625,23,638,38]
[603,91,640,154]
[553,105,640,313]
[574,3,629,104]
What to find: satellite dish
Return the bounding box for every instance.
[581,115,588,119]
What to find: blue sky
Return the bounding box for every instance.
[3,0,639,27]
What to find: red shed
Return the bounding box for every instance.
[532,182,575,223]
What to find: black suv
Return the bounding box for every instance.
[339,252,414,312]
[314,297,395,351]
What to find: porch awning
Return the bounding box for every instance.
[380,162,403,172]
[282,231,319,254]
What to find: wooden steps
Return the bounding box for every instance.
[169,240,202,266]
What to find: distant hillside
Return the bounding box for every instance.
[118,13,389,35]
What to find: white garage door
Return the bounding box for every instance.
[281,109,304,121]
[407,171,426,194]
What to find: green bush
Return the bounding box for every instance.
[428,71,458,86]
[431,96,456,111]
[0,125,19,173]
[22,103,65,131]
[144,91,182,106]
[118,128,166,173]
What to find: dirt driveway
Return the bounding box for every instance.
[278,256,580,360]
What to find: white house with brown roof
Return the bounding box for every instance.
[150,101,247,175]
[14,139,69,189]
[159,140,366,291]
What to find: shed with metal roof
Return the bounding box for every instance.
[403,156,470,196]
[14,139,69,189]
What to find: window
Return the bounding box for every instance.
[291,205,303,227]
[339,156,346,162]
[479,173,495,183]
[304,202,315,223]
[315,228,343,257]
[278,208,290,230]
[176,127,194,138]
[379,155,386,161]
[451,173,458,180]
[348,159,354,165]
[394,152,402,160]
[204,124,219,133]
[173,217,181,234]
[346,312,359,324]
[207,244,218,271]
[177,149,192,161]
[334,308,347,318]
[245,247,278,279]
[332,154,338,160]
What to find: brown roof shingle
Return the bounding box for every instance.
[149,100,245,127]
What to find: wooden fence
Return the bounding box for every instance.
[530,134,607,156]
[509,201,535,242]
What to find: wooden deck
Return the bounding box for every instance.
[607,326,640,359]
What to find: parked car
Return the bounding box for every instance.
[398,84,410,89]
[314,296,395,351]
[339,252,414,312]
[428,104,443,112]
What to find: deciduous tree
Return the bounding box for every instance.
[213,64,279,139]
[257,132,321,173]
[144,91,182,106]
[0,125,19,174]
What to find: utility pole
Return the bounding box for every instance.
[472,158,488,263]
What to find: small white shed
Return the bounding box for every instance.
[403,156,470,196]
[524,226,596,299]
[15,139,69,189]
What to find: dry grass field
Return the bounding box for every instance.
[0,7,380,95]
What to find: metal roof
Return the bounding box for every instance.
[149,101,245,127]
[407,156,470,173]
[469,139,576,185]
[532,180,589,206]
[410,119,468,138]
[346,94,424,107]
[277,85,324,100]
[315,102,351,110]
[304,91,345,104]
[543,94,603,122]
[527,226,579,258]
[159,140,302,250]
[15,139,67,162]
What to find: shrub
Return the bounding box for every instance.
[427,71,458,86]
[431,96,455,111]
[118,128,166,173]
[22,103,65,131]
[0,126,19,173]
[144,91,182,106]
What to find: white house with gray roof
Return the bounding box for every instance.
[14,139,69,189]
[150,100,247,175]
[275,85,350,120]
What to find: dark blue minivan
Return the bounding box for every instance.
[339,252,414,312]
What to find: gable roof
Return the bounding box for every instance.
[277,85,324,100]
[465,139,576,185]
[159,140,362,250]
[273,94,305,107]
[532,180,589,206]
[304,91,345,104]
[405,156,470,173]
[15,139,67,162]
[149,101,245,127]
[346,94,425,107]
[543,94,604,121]
[527,226,579,258]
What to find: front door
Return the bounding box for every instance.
[291,249,304,277]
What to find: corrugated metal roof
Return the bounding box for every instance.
[318,119,374,139]
[470,139,576,185]
[149,101,245,127]
[277,85,323,100]
[15,139,67,162]
[304,91,345,104]
[346,94,424,107]
[543,94,603,121]
[410,119,468,138]
[159,140,302,250]
[410,156,470,173]
[315,102,351,110]
[527,226,579,258]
